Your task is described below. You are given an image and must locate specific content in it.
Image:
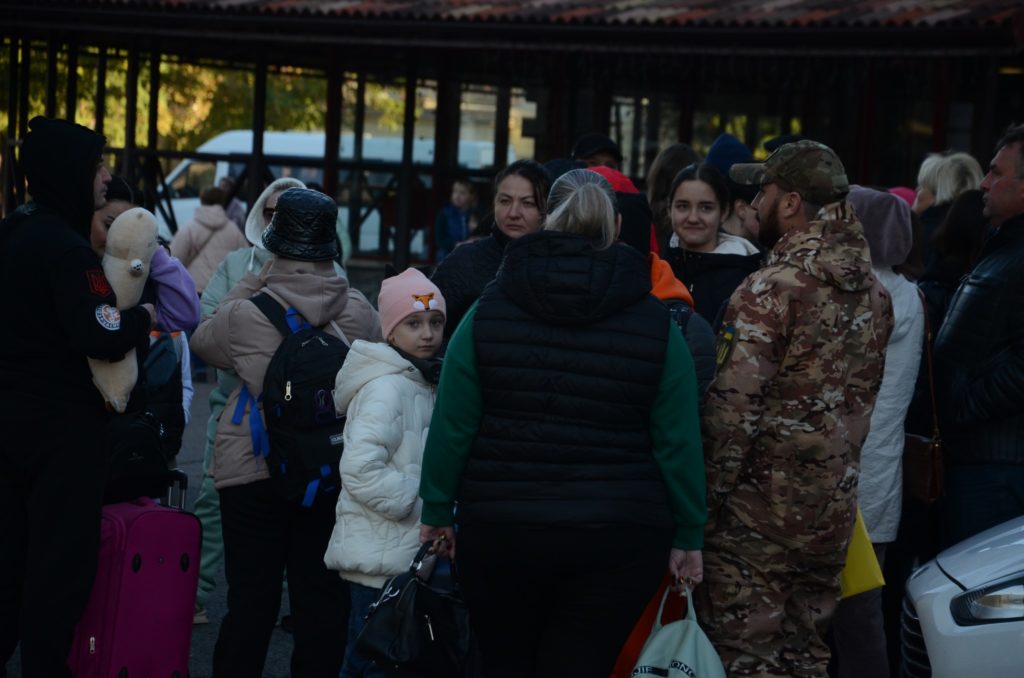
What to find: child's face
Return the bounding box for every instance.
[389,310,445,359]
[451,183,472,210]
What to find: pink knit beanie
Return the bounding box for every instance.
[378,268,447,339]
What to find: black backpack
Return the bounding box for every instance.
[249,292,349,507]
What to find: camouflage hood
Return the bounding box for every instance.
[766,200,874,293]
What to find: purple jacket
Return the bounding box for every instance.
[150,247,201,332]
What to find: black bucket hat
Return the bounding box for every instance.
[261,187,339,262]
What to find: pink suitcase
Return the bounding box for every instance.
[69,492,201,678]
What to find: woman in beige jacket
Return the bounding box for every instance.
[190,188,381,677]
[170,186,249,293]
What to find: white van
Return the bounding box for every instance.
[157,130,511,257]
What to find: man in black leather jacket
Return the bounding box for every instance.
[934,123,1024,546]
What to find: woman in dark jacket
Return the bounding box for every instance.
[663,163,762,326]
[431,159,551,339]
[419,169,706,678]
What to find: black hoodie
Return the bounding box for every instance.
[0,117,151,410]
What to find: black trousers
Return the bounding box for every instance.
[214,479,349,678]
[455,523,670,678]
[0,401,107,678]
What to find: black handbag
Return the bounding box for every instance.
[356,542,479,677]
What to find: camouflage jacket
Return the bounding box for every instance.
[703,201,893,553]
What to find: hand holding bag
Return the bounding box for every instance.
[904,288,945,504]
[631,584,726,678]
[355,541,478,678]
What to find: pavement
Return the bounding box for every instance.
[4,379,297,678]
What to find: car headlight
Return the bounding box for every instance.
[951,574,1024,626]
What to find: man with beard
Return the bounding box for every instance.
[0,117,155,676]
[696,141,894,676]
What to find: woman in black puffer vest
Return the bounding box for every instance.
[419,169,707,678]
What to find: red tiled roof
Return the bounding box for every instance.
[78,0,1024,29]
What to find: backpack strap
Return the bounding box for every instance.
[251,292,294,337]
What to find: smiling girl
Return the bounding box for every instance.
[664,163,762,325]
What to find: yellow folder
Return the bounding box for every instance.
[840,509,885,598]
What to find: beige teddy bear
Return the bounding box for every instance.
[88,207,159,413]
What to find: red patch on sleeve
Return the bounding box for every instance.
[86,269,113,297]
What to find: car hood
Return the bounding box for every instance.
[936,517,1024,589]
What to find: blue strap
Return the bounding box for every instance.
[301,479,319,508]
[285,307,311,333]
[232,385,269,458]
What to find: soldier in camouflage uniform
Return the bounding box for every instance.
[695,141,894,676]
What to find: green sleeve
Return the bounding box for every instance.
[419,302,483,526]
[649,323,708,549]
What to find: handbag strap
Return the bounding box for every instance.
[408,541,436,573]
[914,288,941,442]
[651,583,697,634]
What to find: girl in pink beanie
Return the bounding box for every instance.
[324,267,446,677]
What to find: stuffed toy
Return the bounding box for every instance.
[87,207,160,413]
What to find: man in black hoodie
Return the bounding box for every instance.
[0,117,154,676]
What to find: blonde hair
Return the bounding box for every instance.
[916,152,983,206]
[544,169,618,250]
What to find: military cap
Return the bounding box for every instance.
[730,140,849,205]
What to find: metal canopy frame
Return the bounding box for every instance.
[2,2,1023,266]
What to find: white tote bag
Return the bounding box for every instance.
[631,585,726,678]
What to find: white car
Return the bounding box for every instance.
[903,516,1024,677]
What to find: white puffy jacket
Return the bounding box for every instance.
[323,340,436,588]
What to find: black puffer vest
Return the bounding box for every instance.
[459,231,673,530]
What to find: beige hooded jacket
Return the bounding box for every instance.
[190,256,382,489]
[170,203,249,293]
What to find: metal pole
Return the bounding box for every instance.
[348,72,366,252]
[45,39,58,118]
[148,49,160,151]
[18,40,30,139]
[4,38,19,213]
[324,59,342,200]
[125,48,139,182]
[95,46,107,137]
[65,40,78,122]
[494,84,511,169]
[394,71,416,269]
[248,54,267,208]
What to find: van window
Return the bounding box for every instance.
[170,161,216,199]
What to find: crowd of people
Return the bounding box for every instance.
[2,113,1023,678]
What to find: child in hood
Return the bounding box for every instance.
[323,267,446,678]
